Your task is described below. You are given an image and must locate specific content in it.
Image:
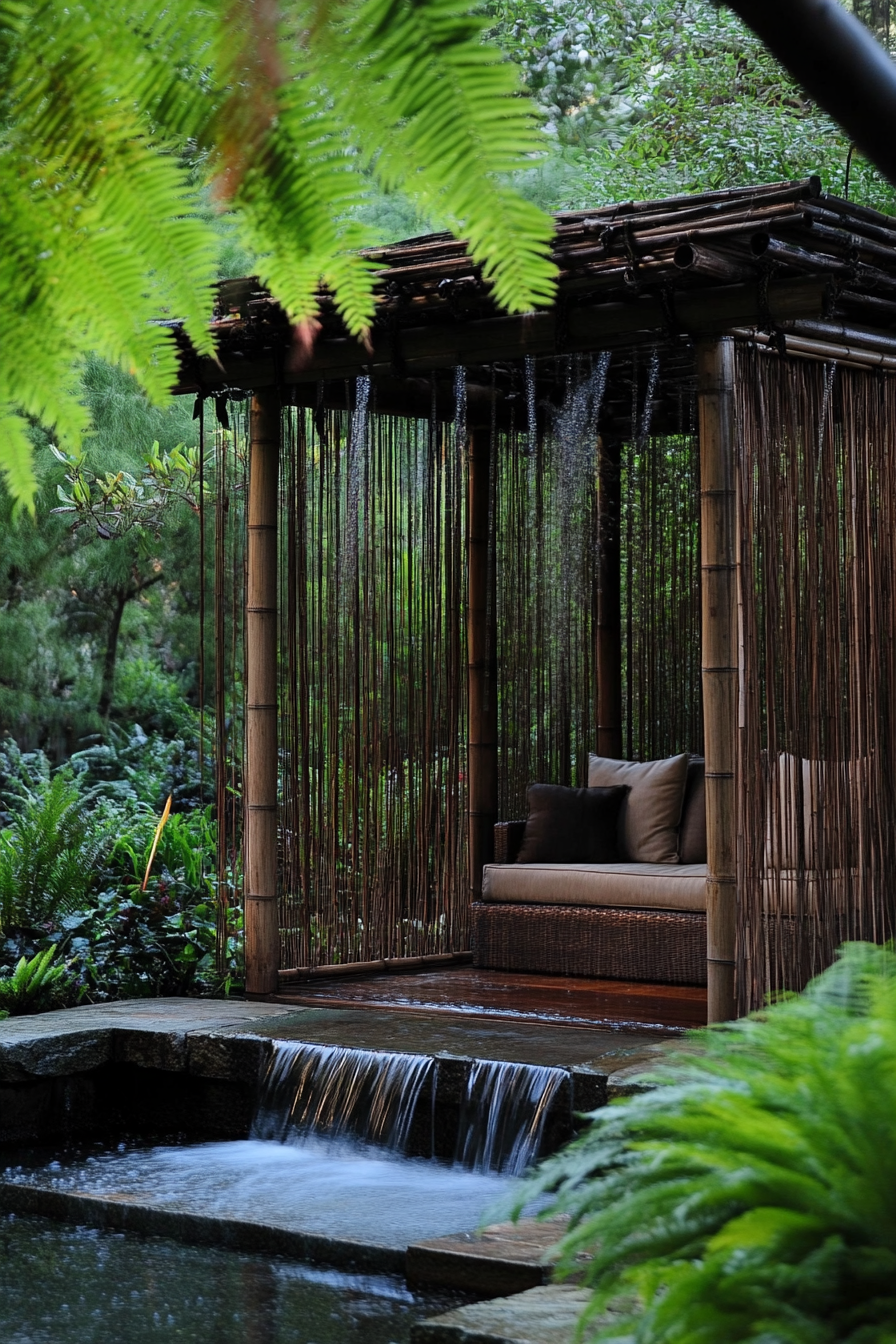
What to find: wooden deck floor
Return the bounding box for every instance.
[275,967,707,1032]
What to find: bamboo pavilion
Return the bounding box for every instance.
[173,177,896,1022]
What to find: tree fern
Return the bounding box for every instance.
[512,943,896,1343]
[0,0,557,505]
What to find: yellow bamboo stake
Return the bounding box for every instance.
[141,794,173,892]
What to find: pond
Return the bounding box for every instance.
[0,1212,460,1344]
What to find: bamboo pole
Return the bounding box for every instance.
[467,428,498,898]
[696,337,739,1023]
[595,435,623,758]
[244,388,281,996]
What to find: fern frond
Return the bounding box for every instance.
[511,943,896,1344]
[0,0,556,498]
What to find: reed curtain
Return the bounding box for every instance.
[277,392,467,969]
[736,347,896,1012]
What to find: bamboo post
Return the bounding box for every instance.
[467,428,498,897]
[595,435,623,758]
[696,337,738,1022]
[244,388,281,996]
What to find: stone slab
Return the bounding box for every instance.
[0,999,298,1081]
[407,1219,572,1297]
[410,1284,592,1344]
[0,1180,405,1275]
[228,1007,673,1104]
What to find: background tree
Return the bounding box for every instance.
[488,0,896,213]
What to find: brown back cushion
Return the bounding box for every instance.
[587,753,689,862]
[679,757,707,864]
[516,784,629,865]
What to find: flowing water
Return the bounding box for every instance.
[252,1043,434,1151]
[3,1042,566,1249]
[454,1059,568,1175]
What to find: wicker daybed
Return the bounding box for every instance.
[472,755,708,986]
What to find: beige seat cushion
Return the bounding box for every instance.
[482,862,708,912]
[588,753,689,862]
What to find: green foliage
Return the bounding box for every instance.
[1,0,556,505]
[513,943,896,1343]
[0,771,116,929]
[56,806,238,1000]
[0,742,235,999]
[0,946,70,1015]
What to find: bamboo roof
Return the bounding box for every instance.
[172,177,896,430]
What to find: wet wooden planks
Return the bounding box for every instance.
[274,967,707,1032]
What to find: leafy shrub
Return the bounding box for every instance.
[72,722,211,811]
[0,738,50,826]
[515,943,896,1343]
[0,736,236,1001]
[0,947,70,1016]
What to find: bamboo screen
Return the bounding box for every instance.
[221,361,704,969]
[496,356,702,821]
[736,347,896,1011]
[277,389,467,969]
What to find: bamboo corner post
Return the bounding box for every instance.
[245,388,281,996]
[467,428,498,899]
[696,337,739,1023]
[595,434,623,759]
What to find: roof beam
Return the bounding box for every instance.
[172,276,828,396]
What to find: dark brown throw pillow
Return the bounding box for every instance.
[679,757,707,864]
[516,784,629,865]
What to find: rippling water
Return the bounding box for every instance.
[0,1212,460,1344]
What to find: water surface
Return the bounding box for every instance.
[0,1212,458,1343]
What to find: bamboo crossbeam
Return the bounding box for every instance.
[174,278,828,395]
[696,338,739,1024]
[733,326,896,371]
[244,388,281,997]
[278,951,473,983]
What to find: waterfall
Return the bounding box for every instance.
[252,1042,433,1155]
[253,1042,569,1175]
[454,1060,568,1176]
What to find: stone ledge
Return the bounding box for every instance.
[410,1283,591,1344]
[407,1218,571,1298]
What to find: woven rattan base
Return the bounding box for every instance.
[472,902,707,985]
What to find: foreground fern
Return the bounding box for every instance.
[514,943,896,1343]
[0,0,556,503]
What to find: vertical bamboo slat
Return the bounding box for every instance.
[467,428,498,897]
[697,337,738,1022]
[245,388,280,995]
[595,434,623,758]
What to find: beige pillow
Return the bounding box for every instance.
[587,753,689,863]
